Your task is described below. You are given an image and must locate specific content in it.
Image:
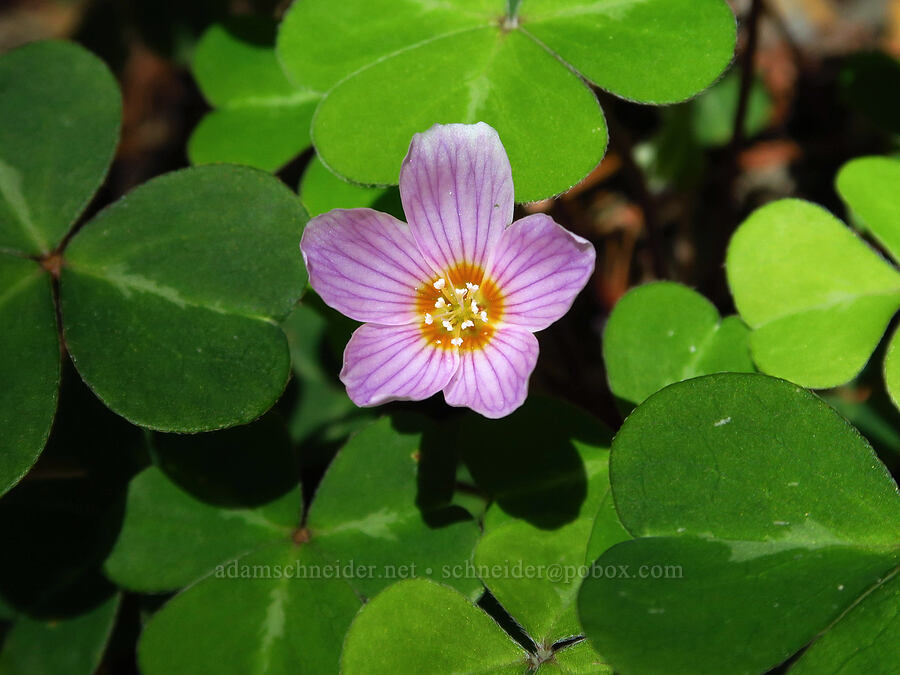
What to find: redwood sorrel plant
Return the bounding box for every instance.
[1,2,898,674]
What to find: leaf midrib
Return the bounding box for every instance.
[63,263,278,325]
[750,287,900,330]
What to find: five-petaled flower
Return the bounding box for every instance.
[300,123,595,418]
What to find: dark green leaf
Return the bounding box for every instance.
[0,255,59,496]
[0,41,120,255]
[578,374,900,674]
[61,165,308,431]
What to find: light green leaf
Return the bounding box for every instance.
[138,544,361,675]
[727,199,900,388]
[836,156,900,263]
[277,0,496,93]
[461,397,611,532]
[104,467,301,592]
[538,639,611,674]
[340,578,527,674]
[298,156,401,218]
[189,19,320,171]
[603,282,753,407]
[61,165,308,431]
[471,400,628,646]
[0,255,59,496]
[520,0,736,104]
[280,0,734,201]
[307,416,482,598]
[792,570,900,674]
[882,327,900,413]
[578,373,900,674]
[312,27,607,202]
[0,41,120,255]
[0,595,119,675]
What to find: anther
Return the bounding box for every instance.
[442,319,454,331]
[424,313,433,325]
[470,299,479,313]
[465,282,479,292]
[454,287,467,298]
[450,337,463,347]
[433,278,446,290]
[434,297,447,309]
[460,320,475,330]
[479,311,488,322]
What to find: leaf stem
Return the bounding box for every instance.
[728,0,763,156]
[507,0,523,20]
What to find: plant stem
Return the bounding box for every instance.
[728,0,763,157]
[599,93,668,280]
[507,0,523,19]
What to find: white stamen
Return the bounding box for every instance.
[450,337,463,347]
[460,320,475,330]
[433,278,446,290]
[479,311,488,322]
[424,313,433,325]
[470,299,479,313]
[465,282,479,292]
[454,287,467,297]
[442,319,454,331]
[434,297,447,308]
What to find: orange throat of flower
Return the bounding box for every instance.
[415,262,504,351]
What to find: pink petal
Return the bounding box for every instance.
[399,123,514,278]
[443,327,538,418]
[485,214,595,331]
[301,208,435,325]
[341,323,460,407]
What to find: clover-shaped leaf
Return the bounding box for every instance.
[472,400,630,651]
[188,18,320,172]
[0,256,59,496]
[110,417,479,674]
[603,282,753,407]
[0,40,119,495]
[61,164,307,431]
[727,193,900,391]
[0,595,119,675]
[298,156,401,218]
[0,41,120,255]
[577,373,900,674]
[278,0,736,202]
[0,41,309,497]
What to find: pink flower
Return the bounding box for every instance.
[300,123,595,418]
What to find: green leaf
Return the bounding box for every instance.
[690,72,771,147]
[189,19,319,172]
[727,199,900,388]
[0,255,59,496]
[104,467,301,592]
[280,0,734,201]
[306,416,482,598]
[461,397,611,531]
[578,373,900,674]
[792,570,900,674]
[603,282,753,407]
[0,41,120,255]
[836,156,900,263]
[117,416,479,672]
[312,27,607,202]
[277,0,494,93]
[298,156,401,218]
[138,544,361,675]
[60,165,308,431]
[0,595,119,675]
[470,400,628,646]
[520,0,737,104]
[340,578,526,674]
